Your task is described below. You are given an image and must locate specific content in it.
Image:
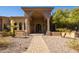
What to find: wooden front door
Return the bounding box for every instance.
[36,24,42,33]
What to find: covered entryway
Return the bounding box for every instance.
[22,7,53,35]
[30,11,47,34]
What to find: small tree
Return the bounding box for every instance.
[10,18,15,37]
[52,8,79,31]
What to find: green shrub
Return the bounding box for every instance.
[56,28,71,32]
[0,37,11,47]
[67,39,79,50]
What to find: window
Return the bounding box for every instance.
[4,24,6,29]
[4,24,10,31]
[14,23,17,30]
[19,22,22,30]
[14,23,17,25]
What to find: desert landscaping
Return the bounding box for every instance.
[0,33,79,53]
[0,6,79,53]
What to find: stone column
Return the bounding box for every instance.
[17,23,19,31]
[22,23,24,31]
[25,17,29,37]
[46,17,50,35]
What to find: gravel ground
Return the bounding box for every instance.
[0,36,32,53]
[0,35,79,53]
[43,36,78,53]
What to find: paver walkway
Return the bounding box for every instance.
[26,35,50,53]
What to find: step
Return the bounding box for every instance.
[30,34,44,36]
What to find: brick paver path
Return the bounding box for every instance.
[26,35,50,53]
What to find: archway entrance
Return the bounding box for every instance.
[36,24,42,33]
[30,11,47,34]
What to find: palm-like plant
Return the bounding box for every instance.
[10,17,15,37]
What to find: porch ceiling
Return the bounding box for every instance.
[22,7,52,13]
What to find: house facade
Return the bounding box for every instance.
[0,7,54,37]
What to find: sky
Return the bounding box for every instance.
[0,6,78,17]
[0,6,24,17]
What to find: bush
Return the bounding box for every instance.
[2,30,15,37]
[67,39,79,50]
[56,28,71,32]
[2,31,11,37]
[0,37,11,47]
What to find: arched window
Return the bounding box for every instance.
[14,22,17,25]
[4,24,7,29]
[14,23,17,30]
[19,22,22,30]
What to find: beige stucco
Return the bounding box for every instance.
[2,17,10,30]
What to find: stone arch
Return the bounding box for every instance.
[19,22,22,30]
[29,11,47,33]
